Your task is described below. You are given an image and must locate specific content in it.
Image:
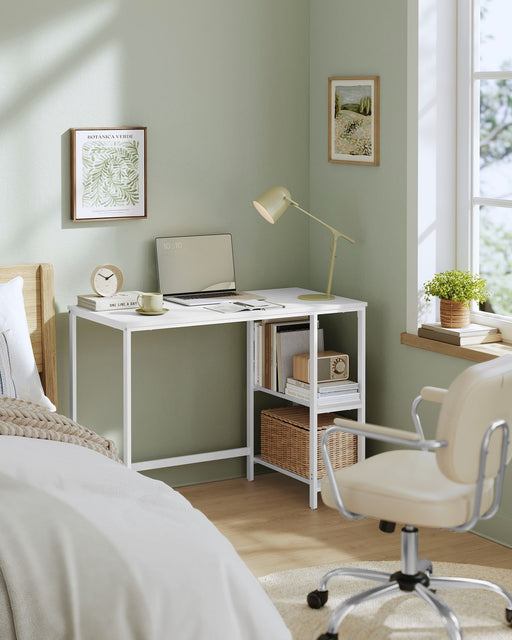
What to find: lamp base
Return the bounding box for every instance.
[298,293,335,301]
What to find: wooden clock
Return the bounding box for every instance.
[90,265,123,297]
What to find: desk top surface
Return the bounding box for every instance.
[69,288,367,332]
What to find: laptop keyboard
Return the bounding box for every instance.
[177,291,241,300]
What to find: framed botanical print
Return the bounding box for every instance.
[328,77,380,166]
[70,127,147,221]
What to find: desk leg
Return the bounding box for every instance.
[357,308,366,461]
[309,313,318,510]
[246,320,254,481]
[69,310,77,422]
[123,329,132,468]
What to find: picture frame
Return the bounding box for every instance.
[328,76,379,166]
[70,127,147,221]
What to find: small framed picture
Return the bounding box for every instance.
[328,76,379,166]
[70,127,147,221]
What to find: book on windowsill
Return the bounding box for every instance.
[285,377,359,394]
[420,322,500,336]
[77,291,142,311]
[418,323,502,346]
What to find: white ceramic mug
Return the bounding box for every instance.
[137,292,164,312]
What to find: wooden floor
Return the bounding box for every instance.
[178,472,512,578]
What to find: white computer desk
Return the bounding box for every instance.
[69,287,367,508]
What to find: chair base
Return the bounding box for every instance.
[307,525,512,640]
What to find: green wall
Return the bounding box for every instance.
[1,0,310,485]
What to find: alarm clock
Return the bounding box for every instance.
[91,264,123,297]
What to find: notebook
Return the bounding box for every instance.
[156,234,259,306]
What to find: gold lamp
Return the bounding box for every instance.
[252,186,355,301]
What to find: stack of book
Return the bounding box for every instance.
[254,317,324,392]
[418,322,502,346]
[285,378,360,405]
[77,291,142,311]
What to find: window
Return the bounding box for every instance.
[459,0,512,335]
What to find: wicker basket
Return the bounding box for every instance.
[260,406,357,479]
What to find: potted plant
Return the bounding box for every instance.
[423,270,490,328]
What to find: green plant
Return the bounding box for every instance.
[423,270,490,307]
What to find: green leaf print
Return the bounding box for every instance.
[82,141,140,208]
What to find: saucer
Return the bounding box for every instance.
[135,307,169,316]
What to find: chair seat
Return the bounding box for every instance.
[321,449,494,528]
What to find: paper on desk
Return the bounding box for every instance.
[208,300,285,313]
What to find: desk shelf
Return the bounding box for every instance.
[253,384,362,412]
[246,289,367,509]
[69,287,366,510]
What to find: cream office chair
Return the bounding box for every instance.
[307,355,512,640]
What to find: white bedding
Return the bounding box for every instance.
[0,436,291,640]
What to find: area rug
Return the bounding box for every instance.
[260,560,512,639]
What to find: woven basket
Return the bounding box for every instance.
[261,406,357,479]
[440,298,470,328]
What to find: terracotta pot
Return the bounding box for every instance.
[439,298,470,328]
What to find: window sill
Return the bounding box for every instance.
[400,332,512,362]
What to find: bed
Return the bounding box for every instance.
[0,264,291,640]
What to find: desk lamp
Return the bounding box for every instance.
[252,186,355,301]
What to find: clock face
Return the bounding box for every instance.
[91,265,123,297]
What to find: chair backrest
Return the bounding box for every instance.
[435,355,512,484]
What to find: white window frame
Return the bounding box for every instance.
[458,0,512,340]
[406,0,457,334]
[407,0,512,342]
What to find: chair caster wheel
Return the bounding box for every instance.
[317,633,338,640]
[307,589,329,609]
[506,608,512,625]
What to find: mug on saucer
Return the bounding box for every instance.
[137,292,164,313]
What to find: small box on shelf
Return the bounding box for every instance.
[292,350,349,383]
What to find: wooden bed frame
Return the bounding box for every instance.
[0,264,57,407]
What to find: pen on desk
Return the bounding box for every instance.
[234,302,266,311]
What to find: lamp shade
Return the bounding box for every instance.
[252,186,292,223]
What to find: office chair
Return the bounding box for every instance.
[307,355,512,640]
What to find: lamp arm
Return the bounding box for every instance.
[288,199,356,245]
[287,199,355,298]
[325,234,338,298]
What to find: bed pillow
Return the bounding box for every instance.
[0,277,55,411]
[0,330,16,398]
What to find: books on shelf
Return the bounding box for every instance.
[77,291,142,311]
[285,377,360,405]
[418,322,502,346]
[254,317,324,391]
[286,378,359,393]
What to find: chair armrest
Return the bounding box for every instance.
[410,386,448,439]
[332,417,447,450]
[420,386,448,403]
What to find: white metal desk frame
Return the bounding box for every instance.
[69,288,366,509]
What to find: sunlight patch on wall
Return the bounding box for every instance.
[0,2,121,260]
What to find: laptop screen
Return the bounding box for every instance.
[156,234,237,295]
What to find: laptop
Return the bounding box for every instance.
[156,233,259,306]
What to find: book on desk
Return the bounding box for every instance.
[77,291,142,311]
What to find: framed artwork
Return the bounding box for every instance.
[328,76,379,166]
[70,127,147,221]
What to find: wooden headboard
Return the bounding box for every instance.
[0,264,57,407]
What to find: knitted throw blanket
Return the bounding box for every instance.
[0,397,120,462]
